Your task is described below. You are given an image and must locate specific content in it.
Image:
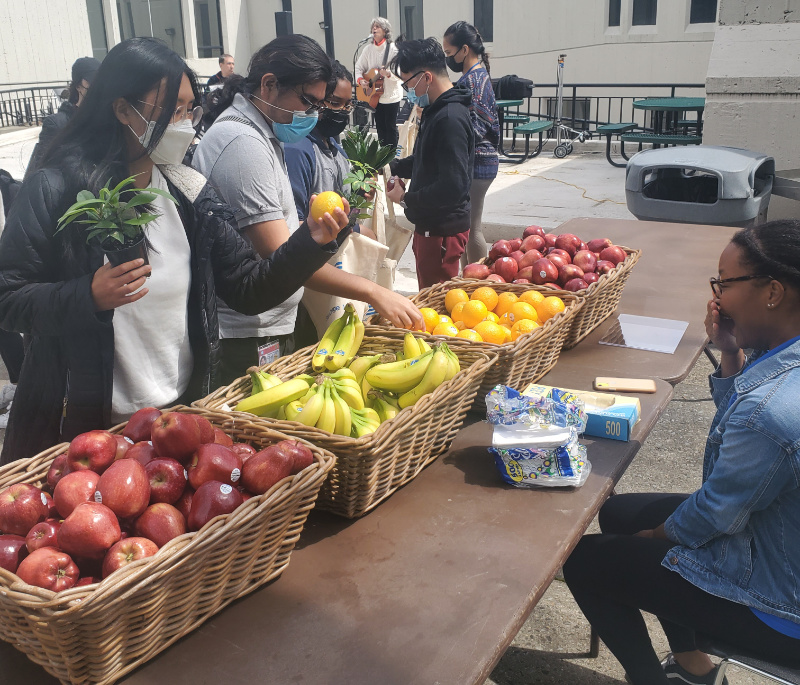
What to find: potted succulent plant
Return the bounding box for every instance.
[341,128,397,225]
[56,176,177,267]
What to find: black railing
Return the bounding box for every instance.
[502,82,706,137]
[0,85,67,129]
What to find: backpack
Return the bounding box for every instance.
[492,75,534,100]
[0,169,22,219]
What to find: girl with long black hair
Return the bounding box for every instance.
[0,37,348,463]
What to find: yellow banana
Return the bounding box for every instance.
[365,350,435,394]
[403,332,420,360]
[332,378,365,410]
[330,385,353,437]
[348,354,382,386]
[370,391,400,422]
[315,383,337,433]
[441,342,460,381]
[234,377,311,417]
[398,347,449,409]
[417,337,433,355]
[325,310,356,371]
[349,318,365,359]
[350,407,381,438]
[276,404,287,420]
[296,384,326,427]
[312,313,348,372]
[325,368,357,382]
[248,367,282,395]
[284,400,304,422]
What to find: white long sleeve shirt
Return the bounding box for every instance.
[354,40,402,105]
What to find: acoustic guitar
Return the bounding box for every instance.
[356,68,385,109]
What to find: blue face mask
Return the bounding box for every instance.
[251,93,319,143]
[406,74,431,108]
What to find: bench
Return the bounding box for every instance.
[597,123,637,167]
[501,119,553,163]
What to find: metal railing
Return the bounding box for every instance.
[0,84,68,129]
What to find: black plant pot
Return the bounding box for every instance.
[104,234,149,269]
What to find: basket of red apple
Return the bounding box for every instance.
[460,225,641,349]
[0,405,334,685]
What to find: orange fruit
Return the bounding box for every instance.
[498,312,514,327]
[470,286,499,312]
[494,292,519,317]
[502,326,513,343]
[309,191,344,222]
[451,301,467,323]
[535,296,566,322]
[420,307,440,333]
[473,320,507,345]
[461,300,489,328]
[484,312,500,323]
[456,329,483,342]
[509,301,539,324]
[511,319,540,341]
[432,322,458,337]
[438,314,454,326]
[519,289,545,307]
[444,288,469,314]
[454,320,466,330]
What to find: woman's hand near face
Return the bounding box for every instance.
[705,298,745,376]
[91,259,151,311]
[306,194,351,245]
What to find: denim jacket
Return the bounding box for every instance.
[663,341,800,624]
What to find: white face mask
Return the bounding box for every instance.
[129,108,196,165]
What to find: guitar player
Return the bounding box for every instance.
[354,17,402,149]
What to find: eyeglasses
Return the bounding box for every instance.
[709,274,773,298]
[323,98,354,113]
[295,90,326,115]
[400,71,426,93]
[137,100,203,127]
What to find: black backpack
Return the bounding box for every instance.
[0,169,22,218]
[491,75,534,100]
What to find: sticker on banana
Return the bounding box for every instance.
[312,311,349,372]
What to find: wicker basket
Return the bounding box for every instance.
[403,281,583,412]
[195,330,497,518]
[0,406,334,685]
[455,246,641,350]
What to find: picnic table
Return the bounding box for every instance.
[0,217,738,685]
[625,96,706,150]
[495,99,553,162]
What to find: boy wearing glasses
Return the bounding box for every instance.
[386,38,475,289]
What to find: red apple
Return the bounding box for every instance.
[558,264,585,287]
[521,234,546,253]
[42,492,58,519]
[239,489,255,502]
[127,441,157,466]
[193,415,216,444]
[485,274,506,283]
[512,278,531,284]
[273,440,315,475]
[529,259,559,286]
[587,237,613,253]
[0,534,27,573]
[509,250,525,265]
[573,250,597,273]
[231,444,257,462]
[523,225,546,239]
[16,547,79,592]
[493,257,518,282]
[46,454,69,491]
[151,412,201,464]
[599,245,627,266]
[547,248,572,263]
[462,263,491,280]
[517,266,535,281]
[175,488,194,521]
[58,503,121,560]
[241,445,294,495]
[488,240,513,260]
[518,249,544,269]
[596,259,616,275]
[145,458,188,505]
[25,519,62,553]
[96,459,150,519]
[134,503,186,548]
[66,431,117,474]
[75,576,100,587]
[187,444,242,489]
[554,233,582,257]
[123,407,162,443]
[0,484,49,536]
[563,278,590,292]
[212,428,233,447]
[54,470,100,519]
[542,282,561,290]
[578,241,588,252]
[102,537,159,578]
[584,272,600,285]
[544,233,557,248]
[546,254,569,271]
[188,481,243,532]
[508,238,523,252]
[112,435,134,461]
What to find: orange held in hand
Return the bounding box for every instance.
[310,191,345,222]
[420,307,440,332]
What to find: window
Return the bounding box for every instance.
[632,0,657,25]
[85,0,109,60]
[474,0,493,42]
[117,0,186,57]
[608,0,621,27]
[194,0,223,58]
[690,0,717,24]
[399,0,424,40]
[378,0,387,17]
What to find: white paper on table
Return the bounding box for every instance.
[598,314,689,355]
[492,424,574,449]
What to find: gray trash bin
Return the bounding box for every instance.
[625,146,774,227]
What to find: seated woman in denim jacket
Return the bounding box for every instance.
[563,219,800,685]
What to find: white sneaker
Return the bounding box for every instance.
[0,383,16,411]
[0,402,11,429]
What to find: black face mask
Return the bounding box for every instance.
[316,109,350,139]
[446,50,465,73]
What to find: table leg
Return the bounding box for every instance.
[605,133,627,168]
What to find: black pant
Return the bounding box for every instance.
[0,330,24,384]
[374,101,400,149]
[563,493,800,685]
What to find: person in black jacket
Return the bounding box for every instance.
[25,57,100,180]
[0,38,349,464]
[387,37,475,289]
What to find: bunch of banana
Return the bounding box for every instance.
[403,331,432,358]
[369,390,400,423]
[247,366,283,395]
[234,375,312,417]
[350,407,381,438]
[311,303,365,372]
